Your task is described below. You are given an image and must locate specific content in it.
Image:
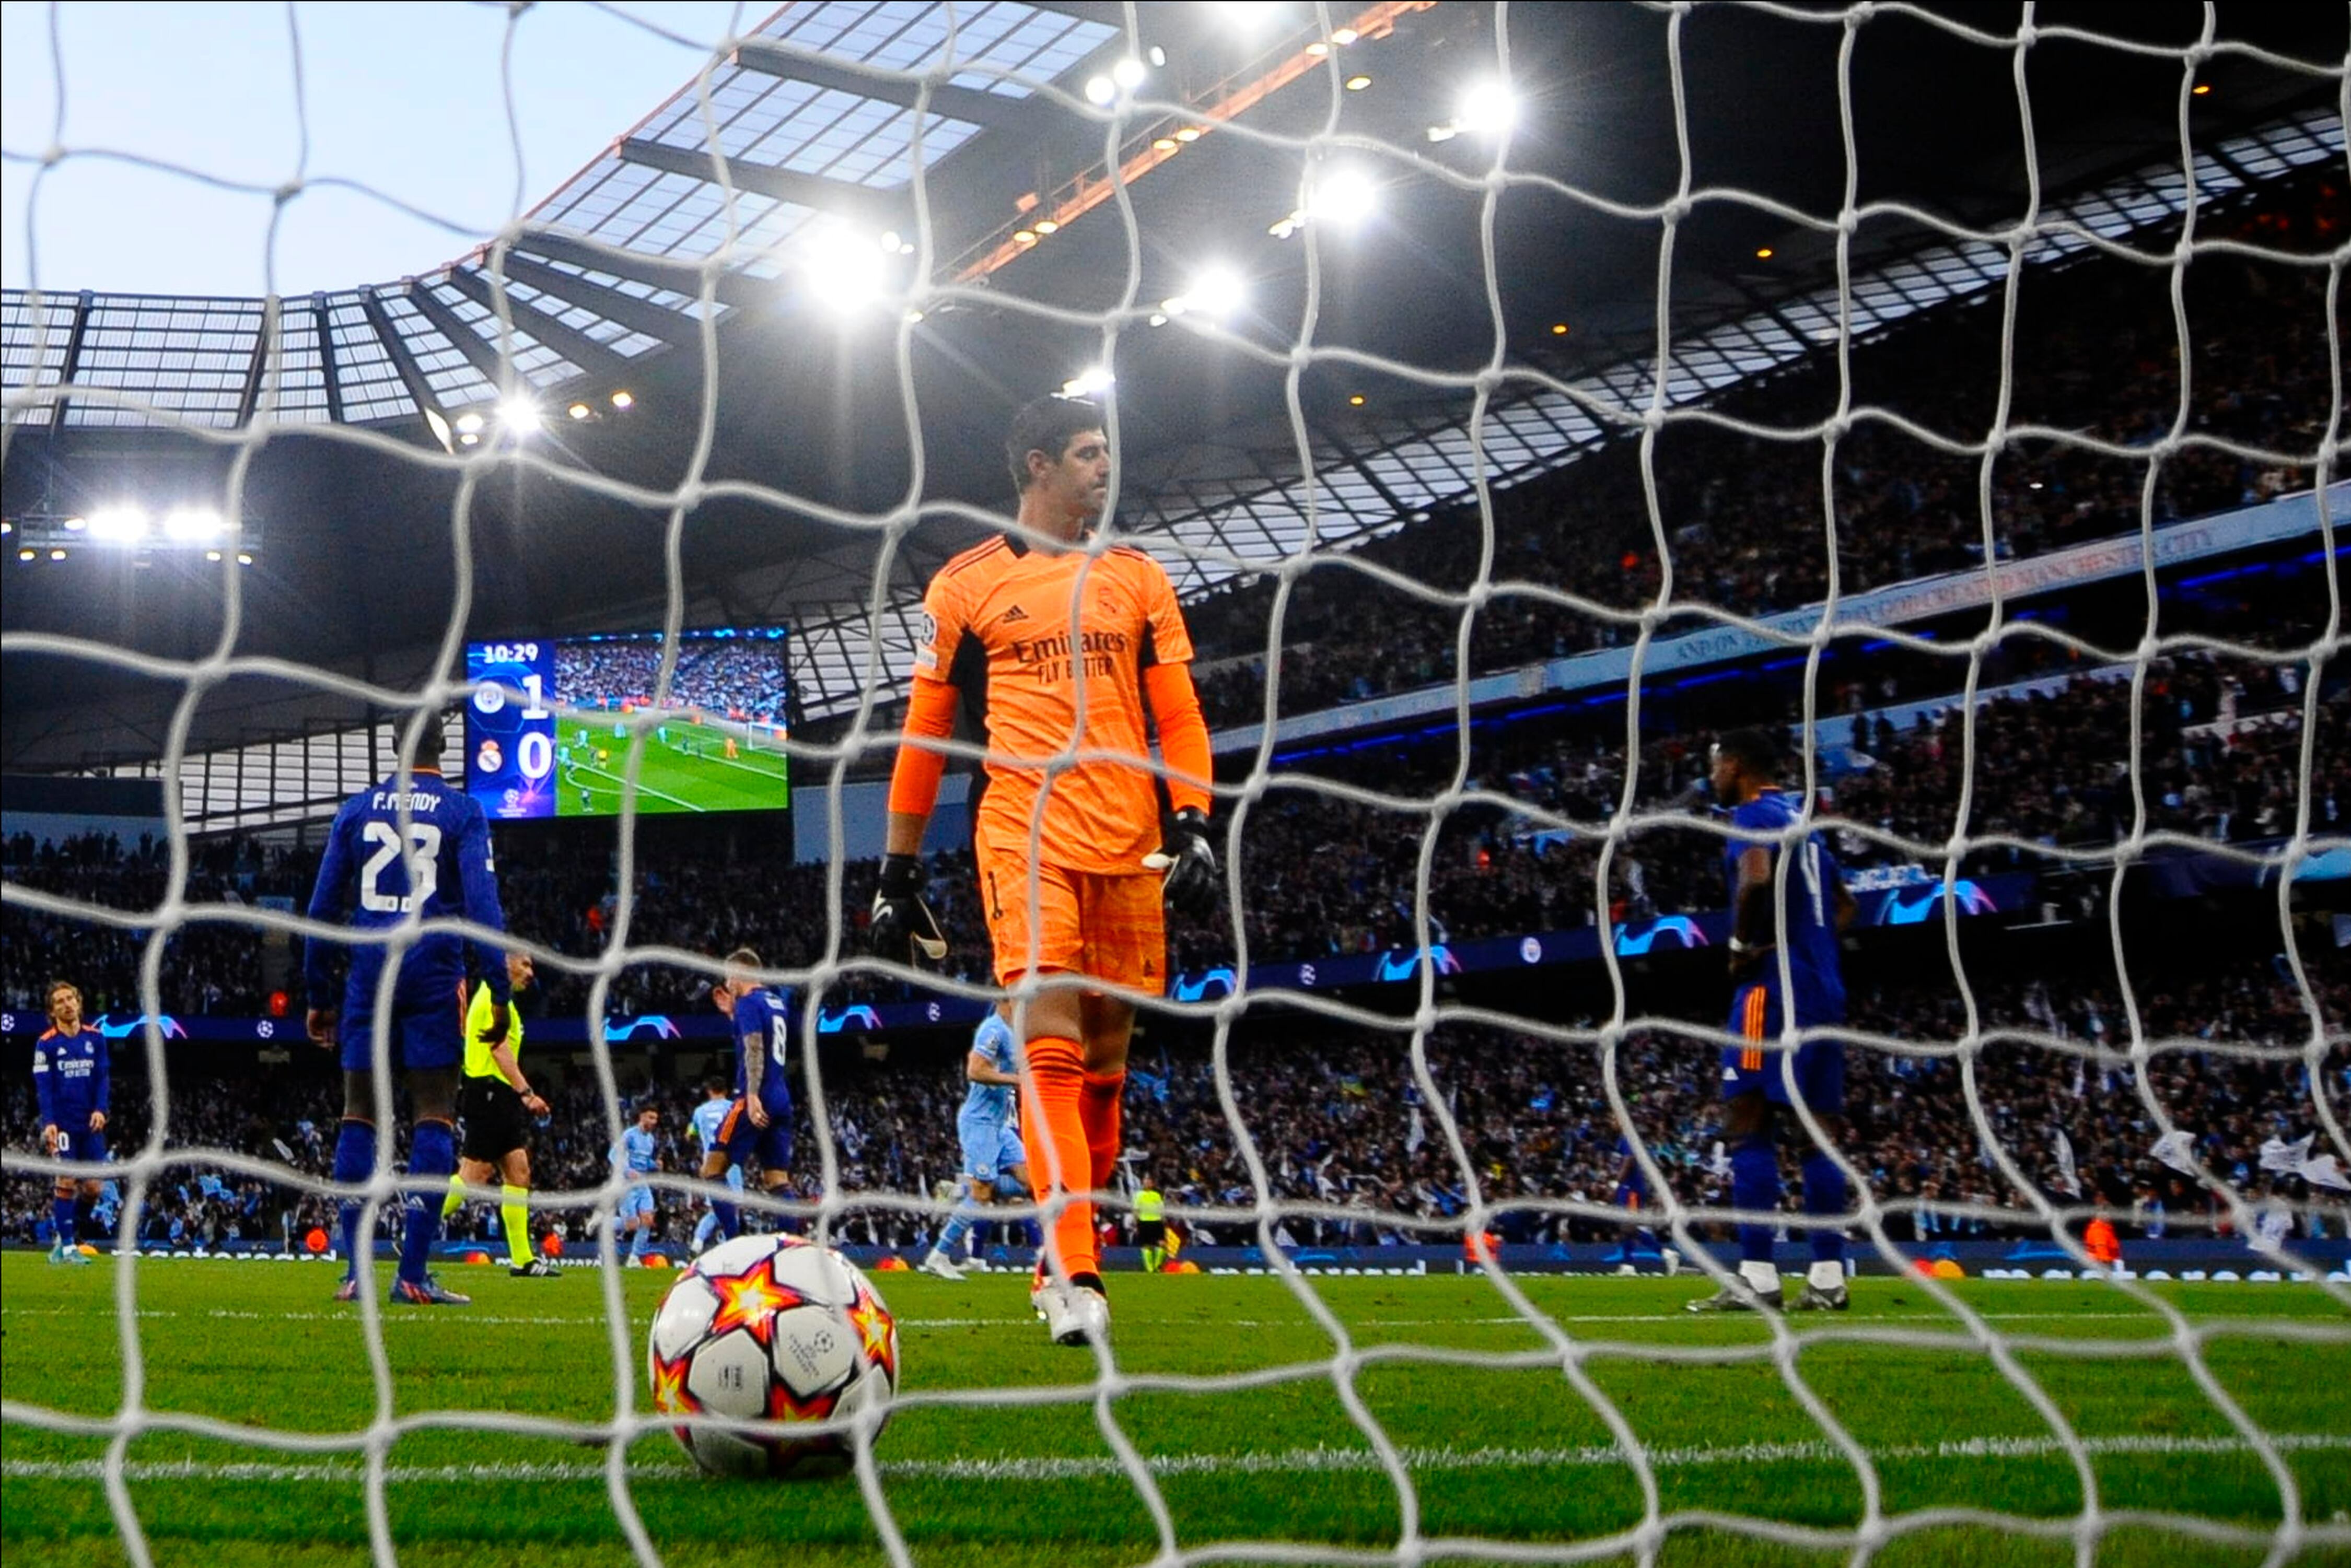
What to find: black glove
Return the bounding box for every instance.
[1727,938,1774,985]
[869,853,947,965]
[1144,807,1219,921]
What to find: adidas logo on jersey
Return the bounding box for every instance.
[998,604,1031,624]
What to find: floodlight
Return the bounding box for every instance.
[1084,75,1116,106]
[17,548,33,562]
[1306,167,1377,226]
[86,506,148,544]
[455,411,486,435]
[1454,80,1516,136]
[1182,265,1248,320]
[237,553,254,566]
[1112,56,1147,90]
[802,225,890,312]
[567,402,592,420]
[1061,367,1114,398]
[610,390,635,410]
[61,516,85,531]
[163,508,225,543]
[499,396,542,435]
[49,548,67,560]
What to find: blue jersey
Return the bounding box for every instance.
[620,1125,659,1176]
[960,1013,1018,1127]
[690,1097,729,1153]
[730,986,795,1113]
[33,1025,109,1124]
[1724,788,1846,1023]
[303,767,509,1011]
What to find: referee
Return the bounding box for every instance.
[1134,1180,1168,1273]
[441,952,561,1277]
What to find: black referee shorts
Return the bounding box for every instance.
[458,1077,528,1163]
[1134,1220,1166,1248]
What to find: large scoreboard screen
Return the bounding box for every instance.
[464,627,790,821]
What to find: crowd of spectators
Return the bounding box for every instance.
[556,636,789,722]
[1186,190,2339,732]
[5,640,2338,1021]
[7,952,2342,1260]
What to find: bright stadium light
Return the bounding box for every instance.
[1112,56,1147,90]
[1176,264,1248,321]
[1061,366,1114,398]
[86,505,148,544]
[801,225,887,312]
[499,396,543,436]
[1307,166,1378,227]
[162,508,224,543]
[454,411,486,436]
[1433,80,1516,142]
[1084,75,1116,106]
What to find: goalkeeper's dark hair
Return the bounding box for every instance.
[1715,727,1784,779]
[1006,394,1104,493]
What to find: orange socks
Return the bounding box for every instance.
[1081,1070,1124,1190]
[1020,1037,1096,1280]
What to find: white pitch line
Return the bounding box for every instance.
[0,1308,2304,1330]
[7,1432,2346,1488]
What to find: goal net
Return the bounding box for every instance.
[3,2,2347,1563]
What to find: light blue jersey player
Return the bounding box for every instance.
[688,1080,744,1256]
[920,1009,1031,1279]
[614,1104,661,1265]
[1689,728,1855,1316]
[305,756,509,1308]
[704,948,798,1238]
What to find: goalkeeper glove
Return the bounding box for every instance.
[869,853,947,965]
[1143,807,1219,920]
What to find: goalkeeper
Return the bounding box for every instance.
[872,394,1218,1349]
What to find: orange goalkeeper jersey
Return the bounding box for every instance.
[912,535,1195,874]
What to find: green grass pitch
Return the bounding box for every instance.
[558,726,788,817]
[4,1255,2347,1567]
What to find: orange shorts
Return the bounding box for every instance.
[976,846,1166,992]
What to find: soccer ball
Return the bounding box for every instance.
[646,1234,899,1477]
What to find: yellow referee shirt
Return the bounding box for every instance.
[462,986,523,1081]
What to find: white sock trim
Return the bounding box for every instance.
[1740,1259,1782,1293]
[1808,1260,1847,1291]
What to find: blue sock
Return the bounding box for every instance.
[333,1119,377,1276]
[629,1218,650,1260]
[692,1211,719,1250]
[398,1120,456,1285]
[53,1195,77,1246]
[1801,1151,1848,1266]
[1731,1133,1779,1265]
[938,1187,983,1254]
[714,1200,739,1240]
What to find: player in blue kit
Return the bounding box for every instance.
[34,980,109,1265]
[616,1103,662,1266]
[920,1008,1031,1280]
[703,949,796,1239]
[1687,728,1857,1314]
[1608,1135,1681,1277]
[687,1080,744,1258]
[306,751,510,1307]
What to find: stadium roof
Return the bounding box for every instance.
[1,0,1123,432]
[3,1,2346,776]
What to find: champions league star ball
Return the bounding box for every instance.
[647,1234,899,1477]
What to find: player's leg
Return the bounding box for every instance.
[701,1140,741,1241]
[1789,1036,1852,1310]
[624,1187,654,1262]
[49,1176,82,1262]
[334,1058,382,1300]
[1078,869,1163,1195]
[755,1118,796,1237]
[1690,984,1785,1312]
[388,992,468,1305]
[990,849,1101,1336]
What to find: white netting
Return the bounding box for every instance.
[4,2,2350,1564]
